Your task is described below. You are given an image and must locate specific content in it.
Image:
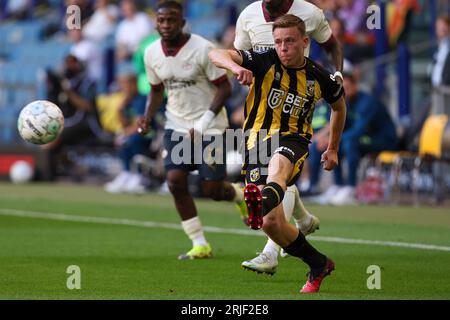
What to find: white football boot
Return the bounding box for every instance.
[241,252,278,275]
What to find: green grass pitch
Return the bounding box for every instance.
[0,182,449,300]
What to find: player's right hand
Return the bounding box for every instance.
[233,66,253,86]
[321,149,338,171]
[137,117,150,135]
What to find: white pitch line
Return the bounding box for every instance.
[1,208,450,253]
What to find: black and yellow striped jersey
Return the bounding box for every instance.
[239,48,344,149]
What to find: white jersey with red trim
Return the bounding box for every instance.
[144,34,229,134]
[234,0,332,56]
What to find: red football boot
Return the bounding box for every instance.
[244,183,263,230]
[300,258,335,293]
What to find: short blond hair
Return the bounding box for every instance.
[272,14,306,36]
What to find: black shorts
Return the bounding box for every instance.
[163,129,226,181]
[242,134,309,186]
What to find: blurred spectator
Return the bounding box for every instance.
[387,0,420,47]
[68,28,103,81]
[82,0,120,42]
[303,101,338,197]
[309,0,338,19]
[431,15,450,87]
[133,33,161,96]
[336,0,367,34]
[104,72,152,194]
[325,71,398,205]
[5,0,31,20]
[330,16,375,64]
[115,0,154,62]
[44,55,104,176]
[220,24,235,49]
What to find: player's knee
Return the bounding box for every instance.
[167,178,188,197]
[266,175,287,191]
[262,213,279,233]
[202,184,223,201]
[267,165,291,187]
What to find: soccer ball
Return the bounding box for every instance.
[9,161,34,184]
[17,100,64,145]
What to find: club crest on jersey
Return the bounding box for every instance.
[306,80,315,97]
[268,88,285,109]
[249,168,260,183]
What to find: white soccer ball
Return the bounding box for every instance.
[17,100,64,145]
[9,161,34,184]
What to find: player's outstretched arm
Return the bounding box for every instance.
[321,95,346,171]
[208,49,253,86]
[137,85,164,134]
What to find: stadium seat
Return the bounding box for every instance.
[10,41,71,69]
[96,92,126,134]
[20,66,40,86]
[0,62,40,110]
[190,18,226,39]
[377,115,450,205]
[0,21,44,49]
[0,87,8,108]
[0,40,71,112]
[0,107,18,145]
[3,64,21,85]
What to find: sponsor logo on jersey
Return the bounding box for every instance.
[268,88,285,109]
[268,88,310,117]
[164,78,197,90]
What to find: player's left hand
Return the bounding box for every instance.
[321,149,338,171]
[231,66,253,86]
